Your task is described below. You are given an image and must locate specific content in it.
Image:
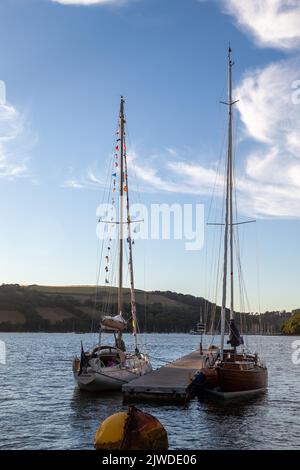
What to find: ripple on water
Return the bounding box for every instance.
[0,333,299,450]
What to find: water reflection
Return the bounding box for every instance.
[70,388,123,410]
[201,391,268,416]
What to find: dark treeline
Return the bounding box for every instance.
[0,284,296,334]
[132,293,292,335]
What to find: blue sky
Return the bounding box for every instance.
[0,0,300,312]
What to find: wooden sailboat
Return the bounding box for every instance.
[204,48,268,398]
[72,97,152,392]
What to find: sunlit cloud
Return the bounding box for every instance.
[221,0,300,50]
[111,57,300,218]
[133,57,300,217]
[60,0,300,217]
[63,55,300,218]
[0,89,36,180]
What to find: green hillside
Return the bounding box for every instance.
[0,283,293,334]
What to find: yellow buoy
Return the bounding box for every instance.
[94,412,128,450]
[94,406,168,451]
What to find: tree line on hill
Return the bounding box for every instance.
[280,309,300,335]
[0,284,297,334]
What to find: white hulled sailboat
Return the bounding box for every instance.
[72,97,152,392]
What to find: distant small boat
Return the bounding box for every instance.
[73,97,152,392]
[189,322,205,335]
[190,302,207,335]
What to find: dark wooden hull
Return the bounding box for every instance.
[201,367,219,389]
[217,366,268,393]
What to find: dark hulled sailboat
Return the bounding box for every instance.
[205,48,268,398]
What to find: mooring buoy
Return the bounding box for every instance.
[94,405,168,450]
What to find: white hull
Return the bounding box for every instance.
[73,354,152,392]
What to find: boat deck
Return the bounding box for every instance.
[122,350,208,403]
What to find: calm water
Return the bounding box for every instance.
[0,333,299,450]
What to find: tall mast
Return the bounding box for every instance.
[118,96,125,316]
[220,46,235,358]
[228,48,234,321]
[220,145,230,359]
[124,146,139,352]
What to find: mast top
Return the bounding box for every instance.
[120,96,125,122]
[228,44,234,67]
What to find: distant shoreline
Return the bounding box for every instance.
[0,284,297,335]
[0,331,298,337]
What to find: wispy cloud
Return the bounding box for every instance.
[62,164,106,189]
[166,147,178,158]
[62,57,300,217]
[0,86,36,180]
[234,57,300,217]
[61,0,300,217]
[137,57,300,218]
[63,178,85,189]
[130,57,300,217]
[221,0,300,50]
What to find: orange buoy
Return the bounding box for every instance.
[94,406,168,450]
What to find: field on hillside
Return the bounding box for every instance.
[0,284,292,334]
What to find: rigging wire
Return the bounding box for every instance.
[92,118,120,342]
[205,104,228,337]
[123,117,148,352]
